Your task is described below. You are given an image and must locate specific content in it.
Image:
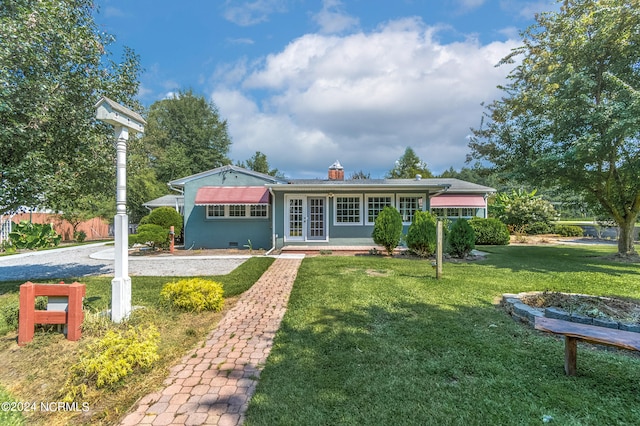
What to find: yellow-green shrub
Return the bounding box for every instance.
[160,278,224,312]
[63,325,159,400]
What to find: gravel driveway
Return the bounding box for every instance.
[0,243,249,282]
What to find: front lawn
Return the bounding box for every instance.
[0,256,274,425]
[246,246,640,425]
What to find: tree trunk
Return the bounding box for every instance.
[617,217,637,257]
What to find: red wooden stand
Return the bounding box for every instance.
[18,281,86,346]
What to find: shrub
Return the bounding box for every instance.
[0,302,19,330]
[64,325,160,400]
[523,221,553,235]
[130,224,168,248]
[160,278,225,312]
[74,230,87,242]
[447,219,475,258]
[0,297,47,331]
[406,210,437,257]
[372,206,403,256]
[555,224,584,237]
[139,207,183,236]
[469,218,510,245]
[492,189,558,232]
[9,220,61,249]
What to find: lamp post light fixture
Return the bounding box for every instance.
[95,97,146,322]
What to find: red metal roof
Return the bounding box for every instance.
[429,194,486,208]
[194,187,270,205]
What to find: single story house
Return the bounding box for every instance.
[148,162,495,250]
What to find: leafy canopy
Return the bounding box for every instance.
[0,0,142,214]
[143,90,231,183]
[469,0,640,256]
[237,151,284,178]
[387,147,433,179]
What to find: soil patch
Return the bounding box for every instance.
[520,291,640,324]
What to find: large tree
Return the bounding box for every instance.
[144,90,231,182]
[469,0,640,257]
[386,147,433,179]
[0,0,142,214]
[236,151,284,178]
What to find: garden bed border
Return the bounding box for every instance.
[501,291,640,333]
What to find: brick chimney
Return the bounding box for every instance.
[328,160,344,181]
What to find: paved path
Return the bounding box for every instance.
[119,255,304,426]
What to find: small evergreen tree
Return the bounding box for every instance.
[447,219,475,258]
[406,210,437,257]
[372,206,403,256]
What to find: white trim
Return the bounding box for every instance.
[283,194,330,242]
[333,194,363,226]
[205,204,269,219]
[397,193,425,225]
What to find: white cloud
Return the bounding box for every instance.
[453,0,486,13]
[222,0,288,26]
[311,0,359,34]
[213,18,519,178]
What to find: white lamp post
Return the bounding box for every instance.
[95,97,146,322]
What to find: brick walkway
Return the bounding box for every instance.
[120,255,304,426]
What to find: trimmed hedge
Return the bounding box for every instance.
[160,278,225,313]
[554,224,584,237]
[469,218,510,245]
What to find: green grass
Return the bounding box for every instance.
[245,246,640,426]
[0,256,274,425]
[0,384,24,425]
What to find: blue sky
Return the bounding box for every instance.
[95,0,557,179]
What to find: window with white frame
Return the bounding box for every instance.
[335,195,362,225]
[446,208,459,217]
[461,208,476,217]
[206,205,225,218]
[206,205,269,219]
[398,195,423,223]
[430,208,445,218]
[250,205,268,217]
[228,205,245,217]
[366,195,393,224]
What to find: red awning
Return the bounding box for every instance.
[430,194,486,208]
[194,186,270,205]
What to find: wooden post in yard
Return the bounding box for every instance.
[436,220,443,279]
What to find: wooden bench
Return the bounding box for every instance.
[534,316,640,375]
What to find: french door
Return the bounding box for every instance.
[285,196,327,241]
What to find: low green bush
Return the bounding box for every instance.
[160,278,225,312]
[130,224,168,248]
[447,219,475,258]
[139,207,183,235]
[9,220,61,249]
[74,230,87,242]
[406,210,437,257]
[523,221,553,235]
[64,325,160,400]
[0,297,47,331]
[469,218,510,245]
[554,224,584,237]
